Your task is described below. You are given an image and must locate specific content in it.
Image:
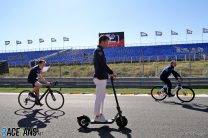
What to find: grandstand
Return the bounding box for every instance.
[0,42,207,67]
[0,50,59,66]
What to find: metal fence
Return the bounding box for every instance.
[0,77,207,89]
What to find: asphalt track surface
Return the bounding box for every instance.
[0,93,208,138]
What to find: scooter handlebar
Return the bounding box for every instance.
[110,76,114,81]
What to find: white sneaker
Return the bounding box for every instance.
[100,114,107,122]
[94,115,107,122]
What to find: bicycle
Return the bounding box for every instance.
[18,82,64,110]
[151,82,195,102]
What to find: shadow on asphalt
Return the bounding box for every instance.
[161,101,208,113]
[14,109,65,129]
[78,125,132,138]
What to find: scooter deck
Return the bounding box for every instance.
[90,119,115,124]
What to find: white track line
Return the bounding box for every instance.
[0,93,208,97]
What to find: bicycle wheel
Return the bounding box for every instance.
[176,87,195,102]
[18,90,36,109]
[151,86,167,101]
[45,90,64,110]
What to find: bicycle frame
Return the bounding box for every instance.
[38,87,54,101]
[161,83,184,95]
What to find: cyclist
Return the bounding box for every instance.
[27,60,50,106]
[160,60,182,97]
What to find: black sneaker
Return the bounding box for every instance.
[35,100,44,106]
[168,93,175,97]
[28,92,36,98]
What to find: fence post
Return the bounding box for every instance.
[189,50,192,77]
[155,66,158,77]
[21,54,25,76]
[59,62,62,78]
[14,63,17,88]
[140,48,144,77]
[58,52,62,78]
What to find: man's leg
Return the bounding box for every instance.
[161,78,172,96]
[166,79,172,95]
[33,81,43,105]
[93,78,107,122]
[94,78,103,116]
[99,80,107,115]
[163,78,173,96]
[34,81,42,97]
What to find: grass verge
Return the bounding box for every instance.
[0,88,207,94]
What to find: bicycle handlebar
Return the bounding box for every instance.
[45,81,58,88]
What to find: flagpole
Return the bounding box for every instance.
[39,42,40,51]
[16,43,17,52]
[154,35,156,45]
[63,40,64,49]
[5,44,6,53]
[51,41,52,50]
[186,33,187,42]
[202,32,204,43]
[27,41,28,51]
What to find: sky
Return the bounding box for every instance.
[0,0,208,52]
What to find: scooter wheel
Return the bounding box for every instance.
[77,115,90,128]
[116,116,128,128]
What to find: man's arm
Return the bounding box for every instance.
[96,50,113,75]
[38,73,50,84]
[172,70,182,80]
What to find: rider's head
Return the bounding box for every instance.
[170,60,176,67]
[38,60,46,69]
[99,35,109,48]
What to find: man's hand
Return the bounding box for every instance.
[110,72,117,78]
[46,81,51,86]
[113,72,117,77]
[178,78,183,82]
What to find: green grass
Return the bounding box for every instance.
[2,60,208,94]
[0,88,207,94]
[4,60,208,77]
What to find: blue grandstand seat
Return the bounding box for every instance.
[0,43,208,66]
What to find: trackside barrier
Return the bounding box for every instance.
[0,77,207,89]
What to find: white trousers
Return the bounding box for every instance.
[93,78,107,116]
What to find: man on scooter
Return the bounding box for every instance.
[93,35,117,122]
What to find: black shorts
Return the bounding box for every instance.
[160,77,172,88]
[28,79,38,88]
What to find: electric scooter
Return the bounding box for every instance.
[77,76,128,128]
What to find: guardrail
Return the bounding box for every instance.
[0,77,207,89]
